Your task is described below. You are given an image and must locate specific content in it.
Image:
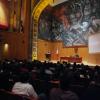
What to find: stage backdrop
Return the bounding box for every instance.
[39,0,100,47]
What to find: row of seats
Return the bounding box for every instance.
[0,89,33,100]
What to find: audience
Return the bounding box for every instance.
[80,81,100,100]
[50,70,79,100]
[0,59,100,100]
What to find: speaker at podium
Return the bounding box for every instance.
[45,52,51,61]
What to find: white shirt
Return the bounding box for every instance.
[12,82,38,99]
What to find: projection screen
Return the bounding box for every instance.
[89,33,100,54]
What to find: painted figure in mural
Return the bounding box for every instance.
[51,6,68,40]
[56,3,87,46]
[39,13,52,40]
[60,16,85,46]
[88,15,100,34]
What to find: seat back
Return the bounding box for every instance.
[0,89,30,100]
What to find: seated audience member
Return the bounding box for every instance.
[81,71,100,100]
[12,72,38,100]
[50,70,79,100]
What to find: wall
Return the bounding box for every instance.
[0,31,28,60]
[37,39,52,61]
[0,0,31,60]
[0,0,9,28]
[37,39,100,65]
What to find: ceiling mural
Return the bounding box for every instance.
[39,0,100,47]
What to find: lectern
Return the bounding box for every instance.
[45,52,51,61]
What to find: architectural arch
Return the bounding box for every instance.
[32,0,53,60]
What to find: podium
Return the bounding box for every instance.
[45,52,51,61]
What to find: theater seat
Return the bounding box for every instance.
[70,84,85,98]
[0,89,32,100]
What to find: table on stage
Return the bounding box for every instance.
[60,57,82,63]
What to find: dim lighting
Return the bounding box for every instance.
[5,43,8,48]
[0,1,8,26]
[4,43,9,52]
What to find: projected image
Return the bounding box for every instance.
[89,33,100,53]
[52,0,100,46]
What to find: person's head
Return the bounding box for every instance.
[60,70,74,91]
[19,72,29,83]
[75,11,81,19]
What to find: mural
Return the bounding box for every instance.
[52,0,100,46]
[38,6,52,40]
[38,0,100,47]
